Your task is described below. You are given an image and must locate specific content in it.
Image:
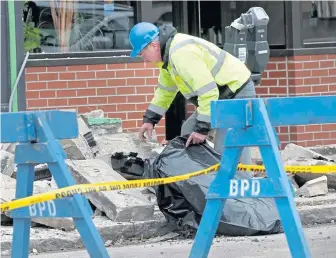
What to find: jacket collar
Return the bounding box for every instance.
[162,35,175,70]
[158,25,177,70]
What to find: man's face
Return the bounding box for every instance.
[139,42,161,63]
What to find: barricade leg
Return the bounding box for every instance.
[49,161,109,258]
[12,164,35,258]
[258,99,311,257]
[37,114,109,258]
[189,147,243,258]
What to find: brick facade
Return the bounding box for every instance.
[25,54,336,148]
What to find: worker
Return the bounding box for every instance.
[129,22,256,164]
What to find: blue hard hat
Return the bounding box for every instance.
[129,22,159,58]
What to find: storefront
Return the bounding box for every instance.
[2,0,336,148]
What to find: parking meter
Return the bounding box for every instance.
[224,7,270,84]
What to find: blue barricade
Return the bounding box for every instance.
[0,110,109,258]
[189,95,336,258]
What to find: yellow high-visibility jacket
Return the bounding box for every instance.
[144,30,251,134]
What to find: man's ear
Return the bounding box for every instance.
[153,41,161,50]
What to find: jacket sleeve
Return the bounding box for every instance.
[143,69,178,125]
[171,50,219,135]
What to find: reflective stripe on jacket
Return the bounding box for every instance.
[146,32,251,132]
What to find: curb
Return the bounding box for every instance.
[1,214,173,256]
[2,195,336,256]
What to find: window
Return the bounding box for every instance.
[300,1,336,47]
[23,0,136,53]
[139,1,173,27]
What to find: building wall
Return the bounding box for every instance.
[25,54,336,148]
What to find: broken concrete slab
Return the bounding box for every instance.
[60,136,94,160]
[65,159,154,222]
[281,143,335,162]
[58,115,95,160]
[11,163,52,181]
[0,150,15,177]
[95,154,157,205]
[309,144,336,162]
[285,158,336,189]
[77,116,96,148]
[296,176,328,197]
[88,117,123,136]
[0,143,16,154]
[0,174,74,230]
[94,132,159,159]
[77,115,91,136]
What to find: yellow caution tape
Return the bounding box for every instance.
[1,163,336,213]
[238,164,336,174]
[0,163,220,213]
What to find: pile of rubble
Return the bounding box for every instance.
[1,109,336,254]
[251,143,336,198]
[0,109,162,231]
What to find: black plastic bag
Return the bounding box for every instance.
[148,136,281,236]
[111,152,145,180]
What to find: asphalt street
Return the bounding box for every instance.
[33,224,336,258]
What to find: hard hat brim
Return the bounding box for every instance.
[130,49,139,58]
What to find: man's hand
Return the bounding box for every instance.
[186,132,207,147]
[139,123,154,142]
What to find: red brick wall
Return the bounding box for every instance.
[263,54,336,148]
[25,63,166,141]
[25,54,336,147]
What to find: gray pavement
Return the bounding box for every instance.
[32,224,336,258]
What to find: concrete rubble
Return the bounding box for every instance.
[296,176,328,197]
[93,132,159,160]
[281,143,336,189]
[281,143,335,163]
[0,150,15,177]
[1,109,336,255]
[1,110,160,231]
[66,159,155,222]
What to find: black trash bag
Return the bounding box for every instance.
[149,136,282,236]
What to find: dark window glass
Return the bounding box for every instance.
[300,1,336,47]
[139,1,173,27]
[23,0,136,53]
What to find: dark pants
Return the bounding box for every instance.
[181,79,256,164]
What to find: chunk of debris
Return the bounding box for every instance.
[61,137,94,160]
[296,176,328,197]
[0,143,16,154]
[309,145,336,162]
[11,163,52,181]
[0,174,74,230]
[281,143,334,162]
[285,159,336,189]
[66,159,155,222]
[0,150,15,177]
[77,116,96,148]
[59,116,95,160]
[94,132,159,159]
[87,117,123,136]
